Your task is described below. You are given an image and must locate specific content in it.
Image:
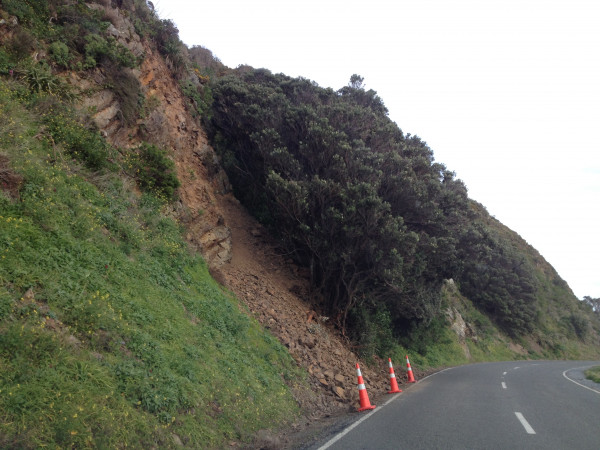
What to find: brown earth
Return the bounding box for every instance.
[214,194,434,449]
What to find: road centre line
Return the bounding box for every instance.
[562,368,600,395]
[503,371,507,375]
[501,382,507,389]
[515,412,536,434]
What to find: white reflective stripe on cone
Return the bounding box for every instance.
[358,384,366,390]
[390,373,396,378]
[356,368,362,376]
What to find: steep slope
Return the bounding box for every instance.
[73,7,397,417]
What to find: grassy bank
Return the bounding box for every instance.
[0,80,303,448]
[585,366,600,384]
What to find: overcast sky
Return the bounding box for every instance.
[159,0,600,299]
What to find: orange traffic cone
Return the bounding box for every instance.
[387,358,402,393]
[405,355,416,383]
[355,363,376,411]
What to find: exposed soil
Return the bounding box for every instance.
[213,193,432,448]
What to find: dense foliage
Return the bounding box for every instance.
[208,70,543,342]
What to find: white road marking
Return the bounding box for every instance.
[501,382,507,389]
[563,368,600,395]
[514,366,520,370]
[503,371,507,376]
[515,412,536,434]
[317,406,379,450]
[317,367,453,449]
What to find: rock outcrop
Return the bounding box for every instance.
[74,3,232,268]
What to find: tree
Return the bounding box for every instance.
[583,296,600,314]
[348,74,365,90]
[208,66,537,343]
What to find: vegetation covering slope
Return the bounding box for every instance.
[0,0,598,447]
[0,78,303,448]
[207,69,600,356]
[0,0,304,446]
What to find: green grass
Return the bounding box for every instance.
[584,366,600,384]
[0,79,303,448]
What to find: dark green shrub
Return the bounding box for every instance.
[105,65,142,125]
[348,305,396,360]
[56,1,108,36]
[180,79,213,119]
[40,102,112,170]
[2,0,45,27]
[569,313,590,340]
[401,315,452,356]
[7,28,36,59]
[134,143,180,200]
[48,41,71,68]
[83,34,137,69]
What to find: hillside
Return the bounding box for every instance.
[1,1,599,448]
[206,67,600,355]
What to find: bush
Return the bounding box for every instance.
[48,41,71,68]
[83,34,137,69]
[570,313,591,340]
[188,46,226,76]
[133,143,180,200]
[2,0,45,27]
[585,366,600,384]
[40,101,113,171]
[105,65,142,125]
[16,63,74,100]
[180,78,213,119]
[348,305,396,360]
[401,315,452,357]
[7,28,36,59]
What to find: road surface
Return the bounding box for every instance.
[308,360,600,449]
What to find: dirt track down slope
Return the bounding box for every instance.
[214,194,418,425]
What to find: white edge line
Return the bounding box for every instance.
[318,368,452,449]
[562,367,600,395]
[419,367,452,382]
[316,399,385,450]
[515,412,536,434]
[501,382,507,389]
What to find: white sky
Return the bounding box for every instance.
[158,0,600,299]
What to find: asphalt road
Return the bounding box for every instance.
[308,360,600,450]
